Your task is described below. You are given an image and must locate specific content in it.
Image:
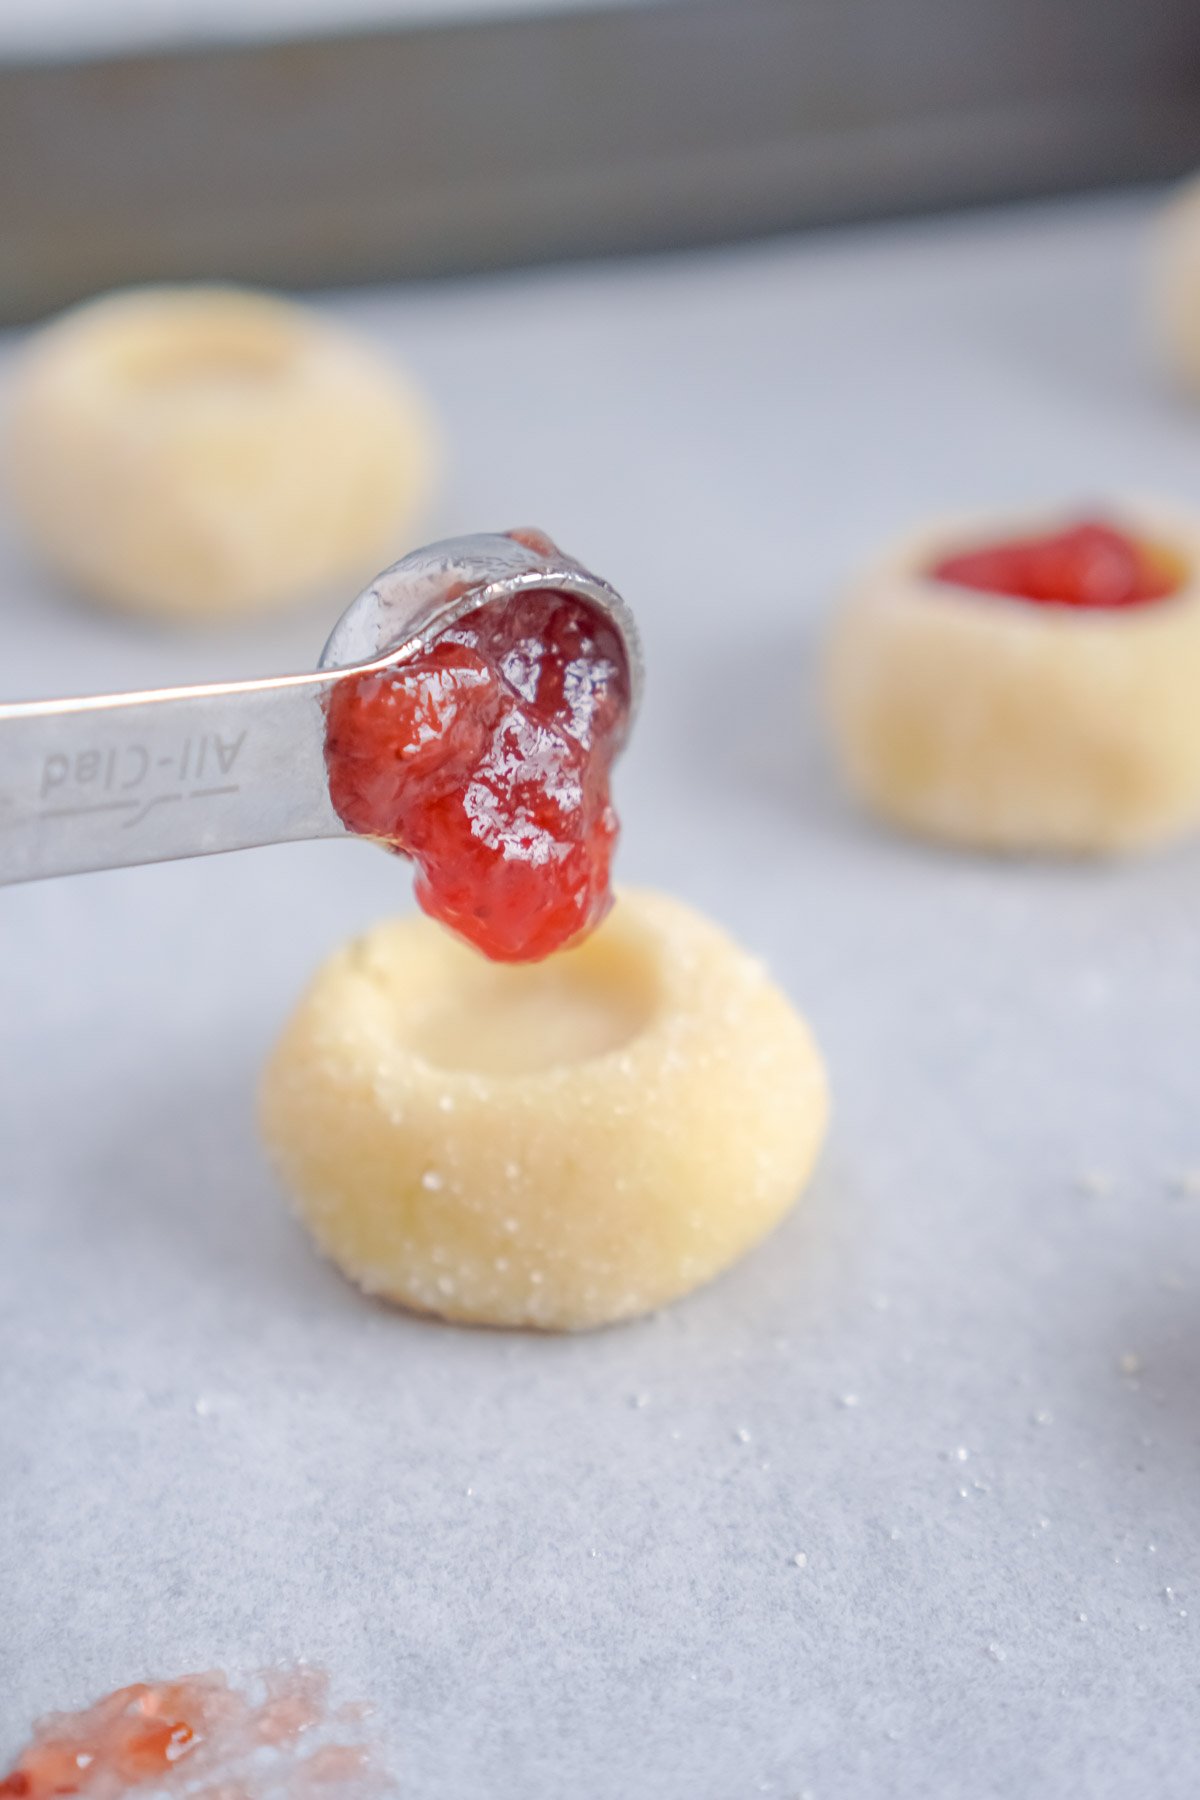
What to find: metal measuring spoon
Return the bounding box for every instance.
[0,531,642,885]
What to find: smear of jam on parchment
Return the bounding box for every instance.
[0,1666,388,1800]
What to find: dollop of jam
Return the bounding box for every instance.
[931,519,1183,609]
[324,542,630,964]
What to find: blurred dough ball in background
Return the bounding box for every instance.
[1152,174,1200,394]
[825,504,1200,855]
[3,285,439,622]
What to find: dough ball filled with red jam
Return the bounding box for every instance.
[324,584,630,962]
[825,507,1200,853]
[259,890,828,1331]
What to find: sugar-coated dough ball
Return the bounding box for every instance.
[825,505,1200,854]
[4,285,438,621]
[1152,174,1200,394]
[259,890,828,1331]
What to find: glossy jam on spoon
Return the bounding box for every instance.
[931,519,1182,609]
[324,567,630,964]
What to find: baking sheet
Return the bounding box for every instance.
[6,2,1199,328]
[4,190,1200,1797]
[0,0,647,60]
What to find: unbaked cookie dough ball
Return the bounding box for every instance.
[1151,174,1200,394]
[825,505,1200,854]
[4,285,438,621]
[259,890,828,1331]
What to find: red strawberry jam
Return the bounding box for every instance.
[1,1667,381,1800]
[0,1681,203,1798]
[931,519,1183,609]
[324,570,630,963]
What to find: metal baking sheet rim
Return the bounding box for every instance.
[0,0,1199,322]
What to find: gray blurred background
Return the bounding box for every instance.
[2,0,1198,322]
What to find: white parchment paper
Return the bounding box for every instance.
[3,191,1199,1798]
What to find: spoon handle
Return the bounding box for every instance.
[0,666,349,885]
